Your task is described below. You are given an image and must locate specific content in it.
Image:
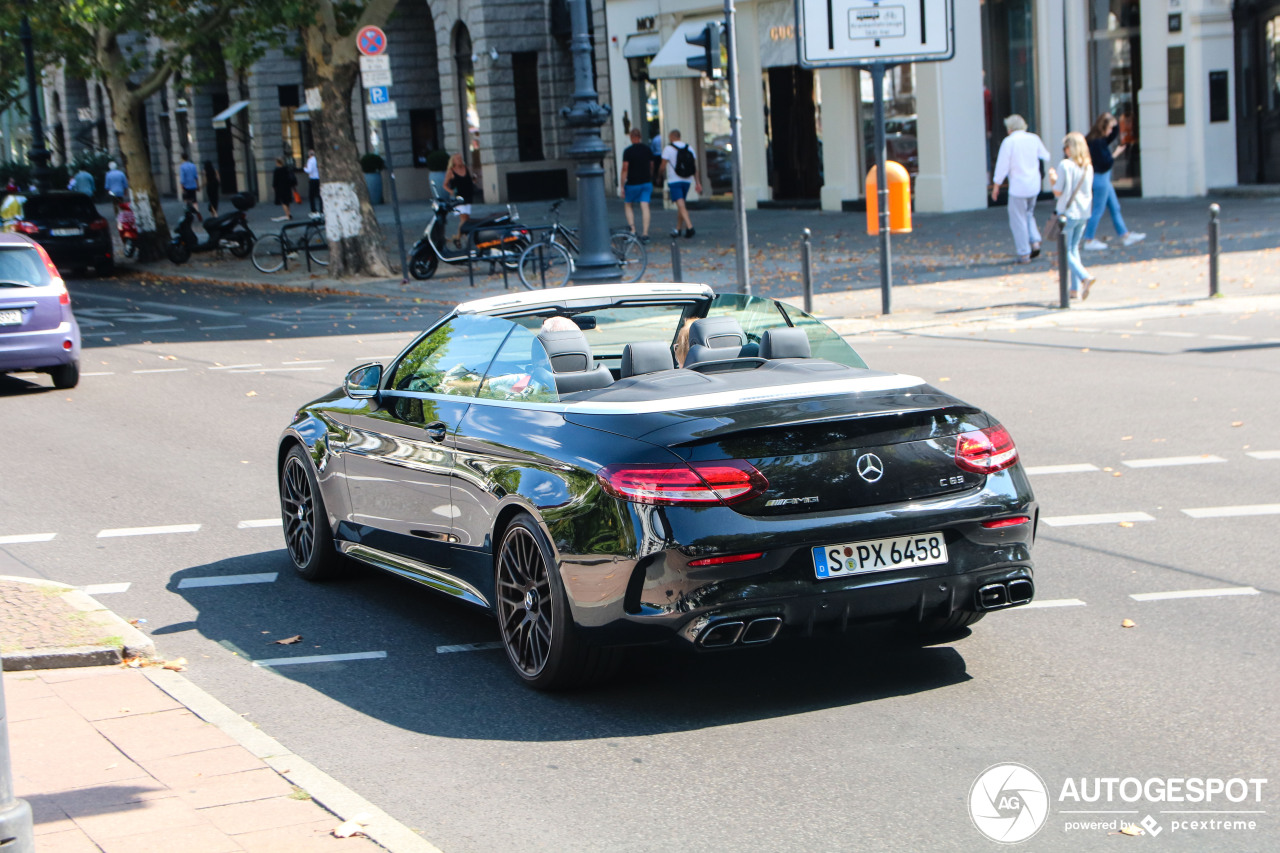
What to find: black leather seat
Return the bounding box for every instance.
[621,341,676,378]
[759,327,811,359]
[536,327,613,394]
[683,317,749,366]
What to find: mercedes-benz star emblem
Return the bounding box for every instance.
[856,453,884,483]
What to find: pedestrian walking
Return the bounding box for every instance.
[203,161,220,216]
[619,128,654,243]
[271,157,296,221]
[991,115,1054,263]
[1082,112,1145,251]
[70,167,95,198]
[178,153,200,215]
[443,153,475,247]
[662,130,701,239]
[104,161,128,213]
[1054,132,1095,300]
[304,148,321,214]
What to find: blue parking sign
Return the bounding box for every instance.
[369,86,390,105]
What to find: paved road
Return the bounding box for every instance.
[2,275,1277,851]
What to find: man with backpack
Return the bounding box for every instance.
[661,129,702,239]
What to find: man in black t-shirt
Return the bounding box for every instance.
[619,128,655,242]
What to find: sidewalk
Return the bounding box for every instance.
[114,193,1280,330]
[1,577,436,853]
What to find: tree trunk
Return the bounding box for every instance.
[303,34,392,279]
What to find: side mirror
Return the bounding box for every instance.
[345,362,382,399]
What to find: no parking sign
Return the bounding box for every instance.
[357,26,387,57]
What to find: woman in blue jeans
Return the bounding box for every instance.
[1083,112,1144,250]
[1054,133,1095,299]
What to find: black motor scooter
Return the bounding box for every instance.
[408,194,529,280]
[167,193,257,264]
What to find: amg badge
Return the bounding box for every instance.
[765,496,820,507]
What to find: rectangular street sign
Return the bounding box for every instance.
[367,100,398,121]
[361,69,392,88]
[795,0,953,67]
[359,54,390,73]
[369,86,390,105]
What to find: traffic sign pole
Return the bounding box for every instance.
[382,120,409,285]
[355,26,405,282]
[871,61,892,315]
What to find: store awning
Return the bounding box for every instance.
[647,19,719,79]
[211,100,250,128]
[623,33,662,58]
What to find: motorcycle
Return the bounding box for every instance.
[408,194,529,280]
[167,192,256,264]
[116,200,139,259]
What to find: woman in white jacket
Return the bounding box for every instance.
[1054,132,1095,299]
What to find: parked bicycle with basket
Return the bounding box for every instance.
[516,200,647,289]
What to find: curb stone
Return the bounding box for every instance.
[0,575,154,670]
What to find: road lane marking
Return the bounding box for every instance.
[137,300,238,317]
[0,533,56,544]
[209,363,261,370]
[1041,512,1155,527]
[1130,587,1259,602]
[1122,455,1226,468]
[82,583,131,595]
[1019,599,1087,609]
[142,328,186,334]
[81,372,115,377]
[227,367,325,373]
[1246,450,1280,460]
[253,651,387,667]
[201,324,248,331]
[1026,463,1099,476]
[98,524,201,538]
[356,355,396,361]
[437,642,503,654]
[1154,331,1197,338]
[1181,504,1280,519]
[237,518,282,529]
[132,368,188,374]
[285,359,335,365]
[177,572,278,589]
[1206,334,1251,341]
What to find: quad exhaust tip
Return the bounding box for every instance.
[699,616,783,648]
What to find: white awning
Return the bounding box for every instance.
[623,33,662,58]
[211,100,250,128]
[647,19,719,79]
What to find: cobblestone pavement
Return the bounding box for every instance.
[0,580,114,653]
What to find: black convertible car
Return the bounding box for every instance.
[278,284,1037,689]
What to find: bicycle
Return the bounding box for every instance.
[516,200,647,289]
[251,215,329,273]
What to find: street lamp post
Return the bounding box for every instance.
[19,0,52,192]
[561,0,620,283]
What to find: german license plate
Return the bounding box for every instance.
[51,228,81,236]
[813,531,948,579]
[0,309,22,326]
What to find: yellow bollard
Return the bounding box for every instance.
[865,162,913,235]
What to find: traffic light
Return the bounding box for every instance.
[686,23,721,76]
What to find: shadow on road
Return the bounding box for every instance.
[164,554,971,742]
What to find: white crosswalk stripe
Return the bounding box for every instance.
[253,651,387,667]
[1122,455,1226,468]
[1130,587,1259,602]
[177,573,278,589]
[98,524,201,538]
[1042,512,1155,527]
[1181,504,1280,519]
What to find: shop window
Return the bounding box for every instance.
[860,65,917,180]
[410,109,438,168]
[1088,0,1142,193]
[278,85,303,166]
[981,0,1037,175]
[512,52,544,162]
[700,76,733,197]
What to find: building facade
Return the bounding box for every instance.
[604,0,1256,213]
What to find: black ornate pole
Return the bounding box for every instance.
[561,0,620,282]
[20,0,52,192]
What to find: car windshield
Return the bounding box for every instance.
[511,304,689,362]
[0,247,50,287]
[22,196,99,221]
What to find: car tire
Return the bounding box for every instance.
[279,446,345,581]
[49,360,79,389]
[916,609,984,638]
[495,512,619,690]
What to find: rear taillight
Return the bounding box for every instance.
[59,291,70,305]
[688,552,764,567]
[29,241,66,290]
[14,220,38,235]
[981,516,1030,529]
[87,218,108,231]
[598,460,768,506]
[955,425,1019,474]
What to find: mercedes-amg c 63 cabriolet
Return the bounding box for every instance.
[278,283,1037,688]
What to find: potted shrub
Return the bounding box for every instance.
[361,152,385,204]
[425,149,450,199]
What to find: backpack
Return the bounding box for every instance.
[673,143,696,178]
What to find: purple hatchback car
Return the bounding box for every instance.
[0,233,81,388]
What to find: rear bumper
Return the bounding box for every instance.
[0,319,81,372]
[40,236,112,269]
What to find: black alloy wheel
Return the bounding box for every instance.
[495,513,619,689]
[280,446,343,580]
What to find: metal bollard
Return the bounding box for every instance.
[1056,214,1070,309]
[801,228,813,313]
[670,238,683,282]
[1208,203,1220,297]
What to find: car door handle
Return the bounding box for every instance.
[425,422,447,443]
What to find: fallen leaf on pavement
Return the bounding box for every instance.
[162,658,187,671]
[272,635,303,645]
[1231,421,1244,427]
[161,355,177,361]
[1121,619,1136,628]
[245,391,258,397]
[1118,824,1144,835]
[1118,521,1134,527]
[1121,436,1133,441]
[333,820,368,839]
